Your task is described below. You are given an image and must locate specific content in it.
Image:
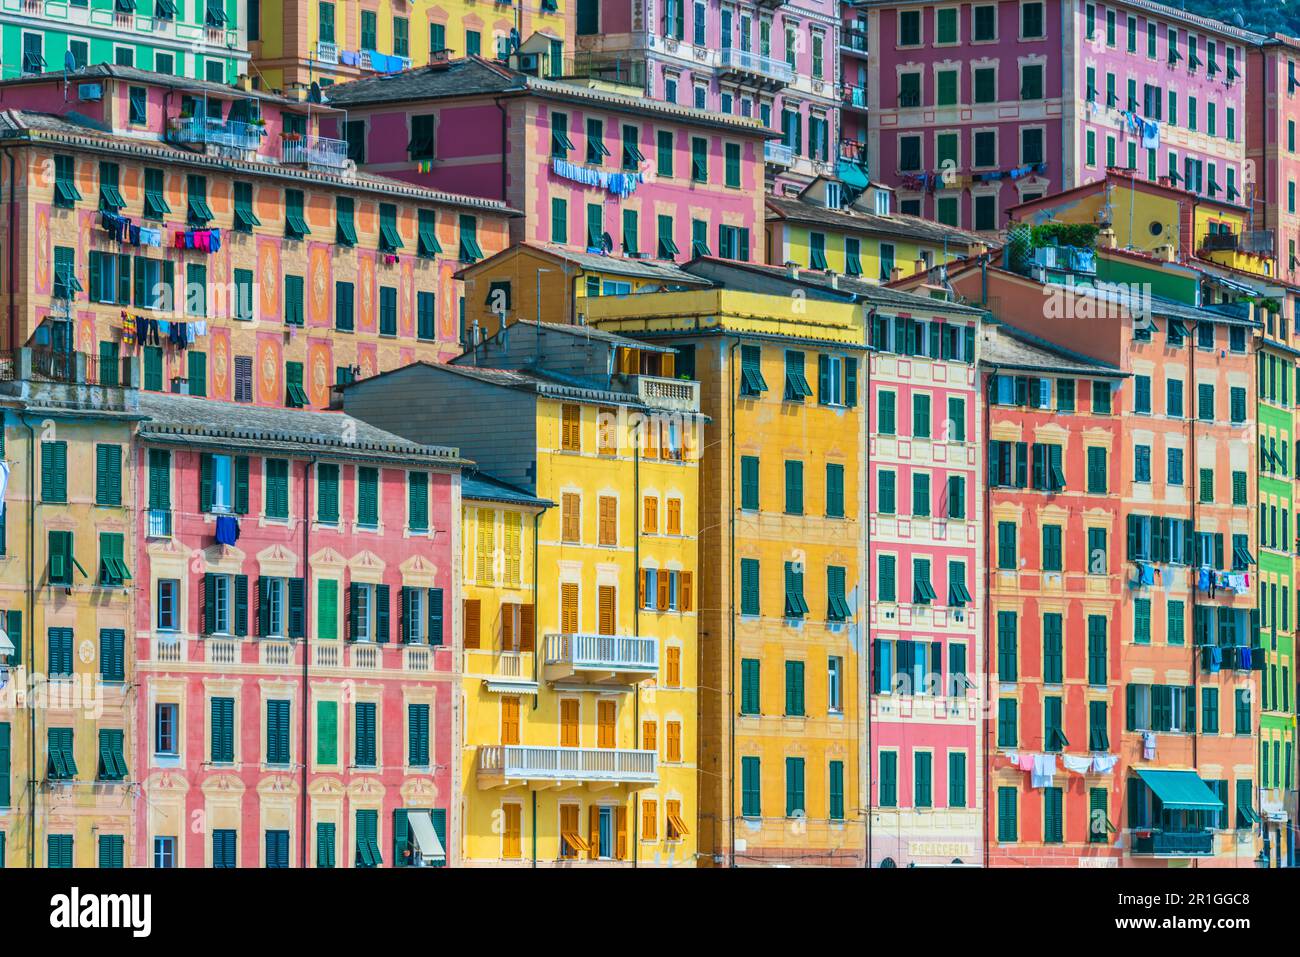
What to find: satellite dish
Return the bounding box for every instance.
[308,81,323,103]
[601,232,613,254]
[64,50,76,72]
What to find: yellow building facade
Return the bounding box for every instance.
[340,321,701,866]
[252,0,571,93]
[588,288,869,867]
[0,356,140,868]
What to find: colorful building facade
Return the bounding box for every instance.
[922,254,1265,866]
[1246,33,1300,287]
[323,57,768,267]
[0,0,248,84]
[249,0,571,94]
[570,0,840,187]
[978,322,1127,866]
[341,321,703,866]
[0,352,140,868]
[132,392,462,868]
[862,0,1261,232]
[586,276,868,866]
[765,178,986,282]
[0,66,512,403]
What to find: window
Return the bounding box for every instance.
[785,757,805,817]
[914,751,933,808]
[357,467,379,528]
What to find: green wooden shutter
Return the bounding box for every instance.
[41,441,68,502]
[408,472,429,531]
[375,584,390,643]
[428,588,444,646]
[234,456,250,514]
[317,700,338,765]
[318,579,338,640]
[0,722,10,808]
[234,575,249,636]
[288,577,306,638]
[199,453,214,512]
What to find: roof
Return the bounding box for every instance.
[766,195,986,248]
[1134,769,1225,811]
[1007,170,1249,219]
[455,243,715,286]
[0,109,516,214]
[461,470,553,508]
[324,56,772,136]
[341,358,661,409]
[979,320,1127,377]
[136,393,466,466]
[0,64,303,104]
[683,257,988,317]
[488,318,678,353]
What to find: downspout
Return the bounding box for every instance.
[863,331,874,868]
[981,363,998,869]
[632,416,641,867]
[301,455,315,866]
[5,147,19,351]
[727,338,739,867]
[22,415,35,867]
[1188,326,1201,865]
[531,509,541,869]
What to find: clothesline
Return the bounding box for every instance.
[120,310,207,349]
[100,211,163,247]
[1003,750,1118,788]
[551,158,643,198]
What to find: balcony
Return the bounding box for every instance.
[280,134,349,171]
[476,745,657,788]
[842,28,869,55]
[717,48,794,90]
[1130,829,1215,856]
[166,115,265,153]
[840,83,867,111]
[315,41,339,65]
[633,375,699,413]
[764,140,795,166]
[543,633,658,684]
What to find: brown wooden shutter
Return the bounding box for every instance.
[598,585,616,635]
[643,495,657,533]
[667,498,681,535]
[561,583,579,633]
[502,602,515,651]
[463,599,481,649]
[519,603,535,652]
[642,719,656,753]
[667,721,681,762]
[680,571,693,612]
[598,699,616,748]
[656,573,669,611]
[642,799,657,841]
[599,496,616,546]
[615,806,628,860]
[561,699,579,746]
[588,805,600,860]
[501,696,520,745]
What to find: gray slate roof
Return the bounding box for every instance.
[979,321,1127,377]
[136,392,466,466]
[767,195,986,247]
[324,56,770,135]
[459,243,714,286]
[6,64,295,106]
[462,470,553,508]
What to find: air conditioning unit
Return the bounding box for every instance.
[517,52,541,76]
[78,83,103,101]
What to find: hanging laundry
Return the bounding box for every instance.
[1142,731,1157,760]
[1141,117,1161,150]
[138,226,163,248]
[1017,752,1036,772]
[215,515,240,546]
[121,312,136,346]
[1004,751,1020,767]
[1061,754,1093,774]
[1239,646,1253,670]
[1031,754,1056,788]
[1138,562,1155,586]
[1091,754,1118,774]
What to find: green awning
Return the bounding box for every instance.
[1136,769,1224,811]
[837,160,869,190]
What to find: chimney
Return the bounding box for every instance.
[785,261,800,281]
[829,273,839,290]
[889,266,903,283]
[1097,225,1117,249]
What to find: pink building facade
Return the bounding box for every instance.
[1248,34,1300,285]
[324,57,769,264]
[866,298,985,868]
[131,393,462,868]
[569,0,841,186]
[863,0,1260,231]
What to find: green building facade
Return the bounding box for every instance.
[1256,321,1297,869]
[0,0,247,83]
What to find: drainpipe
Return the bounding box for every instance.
[1189,328,1200,866]
[531,789,537,868]
[22,415,36,867]
[301,455,315,866]
[632,416,641,867]
[863,330,874,869]
[981,364,998,870]
[727,338,739,867]
[5,147,18,351]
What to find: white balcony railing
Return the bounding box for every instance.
[477,745,658,785]
[314,643,341,668]
[280,134,349,170]
[405,645,432,672]
[717,48,795,85]
[207,639,239,666]
[635,375,700,413]
[544,633,658,673]
[764,141,795,166]
[261,641,294,667]
[315,40,339,64]
[351,643,379,670]
[166,115,264,152]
